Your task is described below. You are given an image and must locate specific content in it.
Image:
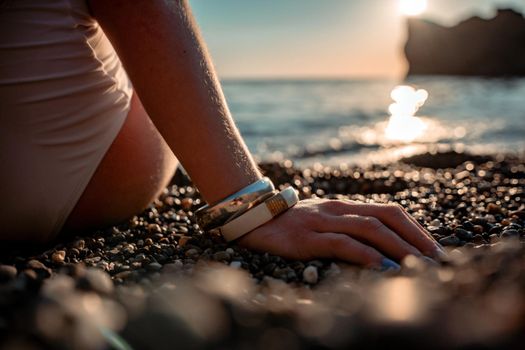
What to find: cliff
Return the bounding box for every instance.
[404,9,525,76]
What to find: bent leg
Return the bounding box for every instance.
[62,92,178,235]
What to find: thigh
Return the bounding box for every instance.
[62,92,178,233]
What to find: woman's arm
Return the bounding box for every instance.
[89,0,444,268]
[89,0,261,205]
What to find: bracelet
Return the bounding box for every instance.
[213,187,299,242]
[195,177,275,231]
[222,190,277,224]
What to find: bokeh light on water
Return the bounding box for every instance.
[385,85,428,143]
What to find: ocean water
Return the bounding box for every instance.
[223,77,525,166]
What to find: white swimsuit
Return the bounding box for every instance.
[0,0,133,240]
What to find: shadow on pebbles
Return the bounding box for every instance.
[0,151,524,350]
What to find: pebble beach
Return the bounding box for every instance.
[1,151,524,350]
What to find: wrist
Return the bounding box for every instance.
[195,176,274,231]
[184,152,262,205]
[206,169,263,206]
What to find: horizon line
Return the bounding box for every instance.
[220,75,404,82]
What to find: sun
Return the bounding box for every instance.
[399,0,427,16]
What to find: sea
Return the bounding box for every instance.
[222,77,525,167]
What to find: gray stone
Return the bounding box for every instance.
[147,262,163,271]
[455,228,473,241]
[229,261,242,269]
[212,251,231,262]
[302,265,318,284]
[439,235,460,246]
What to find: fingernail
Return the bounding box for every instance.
[380,258,401,272]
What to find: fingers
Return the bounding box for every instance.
[320,215,422,261]
[327,201,442,258]
[401,208,443,246]
[372,203,443,256]
[307,232,400,270]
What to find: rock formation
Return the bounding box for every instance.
[405,9,525,76]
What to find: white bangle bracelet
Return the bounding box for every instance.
[215,187,299,242]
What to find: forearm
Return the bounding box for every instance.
[90,0,261,204]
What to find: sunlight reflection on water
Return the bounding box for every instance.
[385,85,428,143]
[224,78,525,166]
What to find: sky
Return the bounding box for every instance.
[189,0,525,79]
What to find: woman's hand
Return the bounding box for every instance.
[237,199,444,270]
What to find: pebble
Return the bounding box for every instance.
[510,210,525,219]
[213,251,231,262]
[455,228,473,241]
[185,248,199,258]
[507,224,522,230]
[473,225,484,234]
[273,267,296,281]
[176,226,189,234]
[77,268,114,295]
[0,265,17,282]
[178,236,191,247]
[122,244,135,255]
[69,248,80,257]
[147,262,163,271]
[489,225,502,234]
[439,235,461,246]
[26,260,52,279]
[302,265,318,284]
[181,198,193,210]
[501,229,520,238]
[429,219,441,227]
[472,234,485,244]
[162,260,184,274]
[51,250,66,264]
[72,239,85,250]
[325,263,342,278]
[114,271,133,280]
[485,214,497,223]
[486,203,502,214]
[463,221,475,230]
[229,261,242,269]
[489,234,500,243]
[148,223,162,234]
[20,269,38,284]
[27,259,47,270]
[472,217,488,226]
